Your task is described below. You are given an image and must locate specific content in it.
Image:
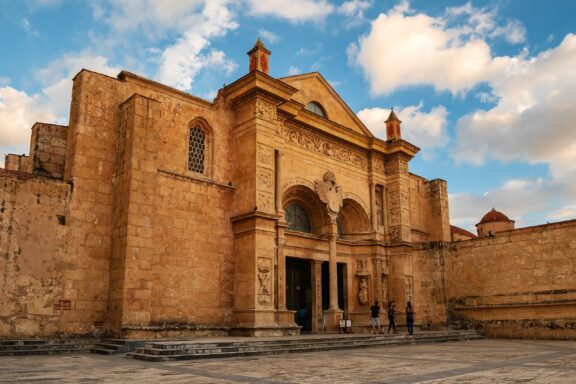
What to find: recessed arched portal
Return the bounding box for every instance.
[338,198,371,239]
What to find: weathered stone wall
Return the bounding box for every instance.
[446,220,576,339]
[28,123,67,179]
[58,70,125,336]
[0,170,69,338]
[4,155,29,172]
[411,243,449,328]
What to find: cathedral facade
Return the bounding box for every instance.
[1,40,573,340]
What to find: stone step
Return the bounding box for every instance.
[0,339,96,356]
[127,331,483,362]
[89,339,146,355]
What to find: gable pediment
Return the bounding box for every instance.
[279,72,373,138]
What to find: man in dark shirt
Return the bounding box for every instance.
[370,301,382,334]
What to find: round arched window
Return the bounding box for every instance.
[285,203,312,233]
[305,102,327,118]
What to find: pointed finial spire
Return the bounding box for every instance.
[385,108,402,140]
[247,37,271,74]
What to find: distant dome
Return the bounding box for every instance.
[477,208,514,225]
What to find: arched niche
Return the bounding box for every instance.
[282,184,329,235]
[339,197,371,239]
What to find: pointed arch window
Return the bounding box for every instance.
[285,203,312,233]
[187,119,212,176]
[305,101,327,118]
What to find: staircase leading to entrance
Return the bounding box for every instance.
[90,339,147,355]
[0,339,96,356]
[126,330,483,362]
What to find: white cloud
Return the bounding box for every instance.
[0,87,55,154]
[348,2,525,96]
[89,0,239,92]
[157,1,238,91]
[449,177,551,231]
[338,0,372,27]
[246,0,334,23]
[259,29,280,44]
[0,53,119,165]
[453,34,576,174]
[546,205,576,222]
[357,103,448,151]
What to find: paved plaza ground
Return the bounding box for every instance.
[1,339,575,383]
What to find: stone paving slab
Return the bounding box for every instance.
[0,339,575,383]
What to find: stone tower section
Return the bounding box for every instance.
[429,179,451,241]
[385,109,402,141]
[222,45,298,335]
[248,38,271,74]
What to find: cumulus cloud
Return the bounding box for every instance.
[246,0,334,23]
[91,0,238,91]
[449,35,576,228]
[348,2,523,96]
[0,53,119,165]
[449,178,550,231]
[357,103,448,152]
[453,34,576,172]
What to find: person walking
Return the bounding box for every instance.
[405,301,415,336]
[370,301,382,334]
[387,301,397,334]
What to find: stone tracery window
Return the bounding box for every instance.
[187,119,212,176]
[285,203,312,233]
[305,101,327,118]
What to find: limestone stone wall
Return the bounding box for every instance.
[409,175,450,242]
[0,170,69,338]
[4,155,29,172]
[28,123,67,179]
[411,243,449,328]
[150,174,235,328]
[446,220,576,339]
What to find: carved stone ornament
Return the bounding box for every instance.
[257,258,272,305]
[257,192,273,212]
[254,99,276,121]
[315,171,343,214]
[279,123,367,170]
[256,143,273,165]
[358,277,369,305]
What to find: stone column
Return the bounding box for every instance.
[311,260,323,333]
[329,214,338,310]
[370,182,377,232]
[324,213,343,332]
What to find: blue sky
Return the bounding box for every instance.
[1,0,575,232]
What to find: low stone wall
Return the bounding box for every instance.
[446,220,576,339]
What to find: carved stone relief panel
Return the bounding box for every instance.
[254,99,276,121]
[385,157,408,175]
[358,277,369,305]
[373,157,385,174]
[257,167,273,191]
[279,124,367,170]
[257,258,272,305]
[405,275,414,302]
[381,273,389,303]
[375,186,384,226]
[256,143,274,166]
[356,258,368,274]
[257,192,274,212]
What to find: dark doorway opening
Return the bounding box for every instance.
[321,262,345,311]
[286,258,312,332]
